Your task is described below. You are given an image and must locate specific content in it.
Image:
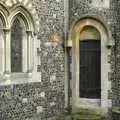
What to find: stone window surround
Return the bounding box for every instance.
[0,4,38,85]
[66,18,113,114]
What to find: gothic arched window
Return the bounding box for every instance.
[11,15,26,72]
[0,5,36,84]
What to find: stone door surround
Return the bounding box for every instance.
[67,17,113,114]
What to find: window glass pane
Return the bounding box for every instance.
[11,16,25,72]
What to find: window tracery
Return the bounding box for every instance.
[0,3,36,84]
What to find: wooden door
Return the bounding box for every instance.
[80,40,101,98]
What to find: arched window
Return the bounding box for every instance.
[3,6,36,83]
[11,15,26,72]
[0,5,38,84]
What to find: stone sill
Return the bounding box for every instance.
[10,73,29,79]
[0,72,41,85]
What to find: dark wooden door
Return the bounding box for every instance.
[80,40,101,98]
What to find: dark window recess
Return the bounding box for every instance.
[79,40,101,98]
[11,17,24,72]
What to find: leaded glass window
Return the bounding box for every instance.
[11,15,26,72]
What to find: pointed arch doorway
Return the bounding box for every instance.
[67,18,112,111]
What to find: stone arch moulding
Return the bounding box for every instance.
[8,5,35,32]
[67,16,114,47]
[0,0,39,33]
[67,18,113,114]
[0,3,9,27]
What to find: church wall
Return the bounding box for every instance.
[0,0,65,119]
[0,0,120,119]
[68,0,120,117]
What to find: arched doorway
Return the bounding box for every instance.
[67,18,112,112]
[80,26,101,99]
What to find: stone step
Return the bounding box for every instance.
[56,110,104,120]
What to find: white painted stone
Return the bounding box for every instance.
[56,0,60,2]
[30,72,41,83]
[18,0,22,2]
[40,91,45,98]
[53,14,57,18]
[23,0,29,5]
[27,3,32,9]
[36,20,39,26]
[74,13,77,16]
[12,0,17,4]
[5,0,12,7]
[44,42,52,47]
[50,74,56,83]
[31,8,36,14]
[37,106,43,113]
[50,102,56,106]
[92,0,110,8]
[22,98,28,103]
[61,64,64,71]
[35,72,42,82]
[42,0,45,3]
